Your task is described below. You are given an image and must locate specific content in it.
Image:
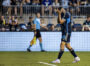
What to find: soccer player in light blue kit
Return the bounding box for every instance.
[27,13,48,52]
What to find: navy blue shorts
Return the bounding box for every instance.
[35,29,41,38]
[61,33,71,43]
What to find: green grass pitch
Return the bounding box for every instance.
[0,52,90,66]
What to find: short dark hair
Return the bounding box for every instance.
[58,7,62,10]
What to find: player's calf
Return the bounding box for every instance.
[66,43,80,63]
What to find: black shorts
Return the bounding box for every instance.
[35,29,41,38]
[61,33,71,43]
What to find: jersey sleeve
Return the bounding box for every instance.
[33,19,36,24]
[65,13,70,19]
[65,12,71,23]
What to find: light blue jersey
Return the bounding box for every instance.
[34,18,41,30]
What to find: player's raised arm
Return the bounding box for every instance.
[57,9,65,24]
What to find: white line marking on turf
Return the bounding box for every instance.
[38,62,57,66]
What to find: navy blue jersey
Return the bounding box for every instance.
[61,12,72,35]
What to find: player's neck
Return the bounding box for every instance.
[36,17,40,19]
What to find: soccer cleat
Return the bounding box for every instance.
[72,57,80,63]
[27,48,31,52]
[51,59,60,63]
[41,50,46,52]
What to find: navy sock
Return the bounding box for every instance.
[58,50,64,59]
[28,45,32,49]
[70,49,77,57]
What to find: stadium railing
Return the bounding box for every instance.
[1,5,90,32]
[1,5,90,18]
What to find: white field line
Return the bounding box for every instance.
[38,62,57,66]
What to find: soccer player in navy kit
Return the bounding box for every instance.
[27,13,48,52]
[52,7,80,63]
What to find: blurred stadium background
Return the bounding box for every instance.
[0,0,90,32]
[0,0,90,66]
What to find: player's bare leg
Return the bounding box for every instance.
[38,37,45,52]
[66,43,80,63]
[27,39,35,52]
[52,41,66,63]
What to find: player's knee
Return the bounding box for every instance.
[69,48,74,51]
[65,44,72,50]
[60,47,64,50]
[60,49,64,52]
[60,42,66,50]
[40,38,42,41]
[39,38,42,43]
[61,41,66,45]
[65,44,68,48]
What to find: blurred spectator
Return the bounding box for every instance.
[50,24,55,31]
[88,0,90,5]
[55,24,61,31]
[62,0,69,8]
[24,0,32,14]
[18,0,25,17]
[27,17,34,31]
[79,0,88,16]
[47,24,55,31]
[80,0,87,5]
[32,0,41,13]
[68,0,80,15]
[11,0,17,16]
[40,18,47,26]
[87,0,90,15]
[40,18,47,31]
[2,0,11,15]
[32,0,40,5]
[9,16,18,31]
[82,15,90,31]
[52,0,60,16]
[52,0,60,7]
[25,0,32,5]
[19,23,27,31]
[72,23,82,31]
[69,0,80,7]
[0,16,6,31]
[39,0,42,5]
[0,0,3,6]
[0,0,3,16]
[41,0,52,16]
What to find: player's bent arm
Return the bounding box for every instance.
[58,13,65,24]
[33,24,36,30]
[33,24,37,35]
